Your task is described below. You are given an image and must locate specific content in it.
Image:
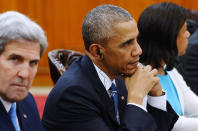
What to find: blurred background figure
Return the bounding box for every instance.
[0,11,47,131]
[177,9,198,95]
[138,2,198,131]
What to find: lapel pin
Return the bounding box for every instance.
[23,114,27,119]
[121,96,125,100]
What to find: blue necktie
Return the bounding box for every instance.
[109,83,120,124]
[9,103,20,131]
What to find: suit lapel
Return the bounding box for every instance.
[16,101,29,131]
[79,55,118,124]
[0,101,15,131]
[116,78,128,121]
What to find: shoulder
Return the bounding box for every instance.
[168,68,192,92]
[168,68,185,82]
[17,93,43,131]
[17,93,39,114]
[20,93,36,105]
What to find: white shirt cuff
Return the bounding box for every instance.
[147,92,167,111]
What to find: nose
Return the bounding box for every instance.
[17,63,30,79]
[131,40,142,56]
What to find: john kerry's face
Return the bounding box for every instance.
[0,39,40,102]
[101,20,142,79]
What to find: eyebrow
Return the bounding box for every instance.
[9,53,40,61]
[31,59,40,63]
[9,54,23,59]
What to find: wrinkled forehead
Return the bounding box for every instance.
[112,20,139,38]
[1,39,40,60]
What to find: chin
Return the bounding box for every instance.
[11,93,28,102]
[178,50,186,56]
[121,71,136,77]
[127,68,137,75]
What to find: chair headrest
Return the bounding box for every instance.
[48,49,83,84]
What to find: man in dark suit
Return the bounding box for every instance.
[0,11,48,131]
[42,5,178,131]
[178,18,198,95]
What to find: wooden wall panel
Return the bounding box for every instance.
[0,0,197,86]
[94,0,158,20]
[182,0,198,10]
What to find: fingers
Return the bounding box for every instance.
[125,64,162,102]
[150,68,158,76]
[138,64,153,72]
[137,64,160,85]
[144,65,152,72]
[138,64,158,76]
[137,62,144,68]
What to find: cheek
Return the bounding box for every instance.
[0,71,13,89]
[29,68,38,83]
[32,69,37,77]
[177,37,188,55]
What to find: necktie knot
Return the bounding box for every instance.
[9,103,16,118]
[109,83,116,91]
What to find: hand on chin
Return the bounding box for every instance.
[121,68,137,79]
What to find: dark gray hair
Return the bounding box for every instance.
[0,11,48,56]
[82,4,132,51]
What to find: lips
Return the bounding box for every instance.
[11,83,27,88]
[128,60,139,66]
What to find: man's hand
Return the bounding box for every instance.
[149,81,163,96]
[125,65,161,105]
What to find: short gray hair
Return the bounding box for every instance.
[0,11,48,56]
[82,4,132,51]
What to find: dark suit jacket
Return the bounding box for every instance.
[42,55,178,131]
[178,28,198,95]
[0,93,43,131]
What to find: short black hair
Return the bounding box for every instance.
[82,4,132,51]
[138,2,187,71]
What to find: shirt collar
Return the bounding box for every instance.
[0,96,14,112]
[93,63,115,92]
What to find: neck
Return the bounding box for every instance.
[157,61,166,75]
[158,67,165,75]
[86,52,116,81]
[94,60,116,81]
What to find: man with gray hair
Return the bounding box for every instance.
[42,5,178,131]
[0,11,47,131]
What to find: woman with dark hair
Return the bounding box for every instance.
[138,2,198,130]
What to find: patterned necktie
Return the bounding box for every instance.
[9,103,20,131]
[109,83,120,124]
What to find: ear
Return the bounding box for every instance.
[89,43,103,59]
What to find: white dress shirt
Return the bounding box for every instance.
[0,96,21,130]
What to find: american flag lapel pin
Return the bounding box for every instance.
[23,114,27,119]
